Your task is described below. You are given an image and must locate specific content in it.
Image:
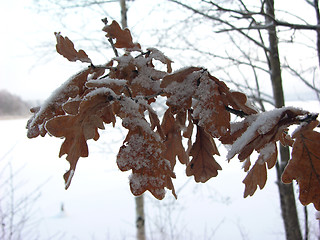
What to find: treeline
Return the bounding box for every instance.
[0,90,30,117]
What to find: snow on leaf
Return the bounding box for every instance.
[282,120,320,210]
[86,77,127,95]
[186,125,221,183]
[45,90,115,189]
[130,67,162,98]
[109,55,138,85]
[55,32,91,63]
[257,142,277,169]
[227,107,307,161]
[26,68,91,138]
[102,20,141,51]
[193,72,230,138]
[161,67,202,88]
[243,161,267,197]
[230,107,309,197]
[146,47,173,73]
[161,67,202,111]
[116,98,176,199]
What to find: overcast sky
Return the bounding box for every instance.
[1,0,319,103]
[0,0,174,101]
[0,0,60,100]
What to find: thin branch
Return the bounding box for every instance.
[108,38,119,57]
[304,206,309,240]
[283,64,320,93]
[217,22,320,33]
[167,0,270,52]
[225,106,248,117]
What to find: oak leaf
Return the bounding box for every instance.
[146,47,173,73]
[102,20,141,50]
[161,109,188,169]
[27,68,91,138]
[209,73,257,115]
[86,77,127,95]
[227,107,308,161]
[193,73,230,138]
[45,90,115,189]
[282,120,320,210]
[116,98,176,199]
[161,67,202,111]
[186,126,221,183]
[55,32,91,63]
[243,161,267,197]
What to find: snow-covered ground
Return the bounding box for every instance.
[1,100,319,240]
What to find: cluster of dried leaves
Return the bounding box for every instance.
[27,20,320,209]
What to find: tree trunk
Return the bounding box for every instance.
[135,195,146,240]
[313,0,320,70]
[265,1,302,239]
[119,1,146,239]
[120,0,128,29]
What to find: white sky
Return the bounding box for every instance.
[0,0,319,103]
[0,0,58,100]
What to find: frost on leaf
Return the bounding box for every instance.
[55,32,91,63]
[227,107,308,161]
[227,107,309,197]
[282,120,320,210]
[146,48,173,73]
[45,90,115,189]
[27,68,91,138]
[161,67,202,111]
[186,125,221,183]
[193,72,230,138]
[116,98,176,199]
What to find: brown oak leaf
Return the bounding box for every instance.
[186,125,221,183]
[86,77,127,95]
[45,90,115,189]
[209,73,257,115]
[161,67,202,88]
[227,107,308,161]
[146,47,173,73]
[243,161,267,197]
[116,98,176,199]
[161,67,202,111]
[102,20,141,50]
[55,32,91,63]
[161,109,188,169]
[241,142,277,197]
[282,120,320,210]
[27,68,91,138]
[193,73,230,138]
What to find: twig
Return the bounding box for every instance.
[108,38,119,57]
[304,206,309,240]
[225,106,248,117]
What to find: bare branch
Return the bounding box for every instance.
[283,63,320,95]
[167,0,270,52]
